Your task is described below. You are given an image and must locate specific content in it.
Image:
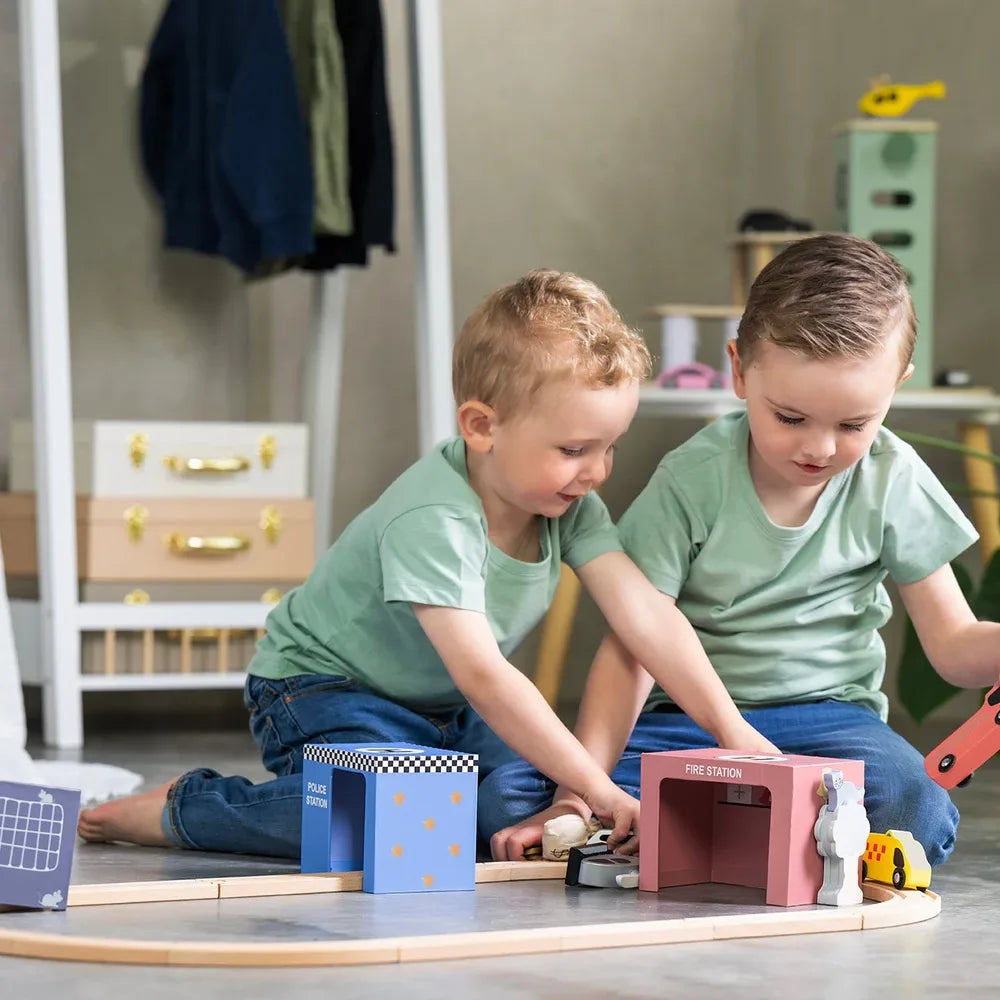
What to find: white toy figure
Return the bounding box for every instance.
[541,814,600,860]
[813,769,870,906]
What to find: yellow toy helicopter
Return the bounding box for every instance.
[858,76,946,118]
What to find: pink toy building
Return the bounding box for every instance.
[639,749,864,907]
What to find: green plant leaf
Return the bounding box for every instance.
[897,562,972,722]
[891,427,1000,466]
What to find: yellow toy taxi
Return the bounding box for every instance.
[862,830,931,891]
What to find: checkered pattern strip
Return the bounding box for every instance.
[304,745,478,773]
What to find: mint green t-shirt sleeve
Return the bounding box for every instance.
[379,507,488,611]
[616,465,700,598]
[557,491,623,568]
[881,450,979,584]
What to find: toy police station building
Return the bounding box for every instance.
[301,744,479,894]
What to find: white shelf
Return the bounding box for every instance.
[638,385,1000,422]
[79,672,248,692]
[74,601,271,631]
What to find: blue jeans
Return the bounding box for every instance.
[162,674,519,859]
[478,700,960,866]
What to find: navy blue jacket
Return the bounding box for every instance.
[140,0,315,273]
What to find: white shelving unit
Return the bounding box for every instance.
[15,0,455,748]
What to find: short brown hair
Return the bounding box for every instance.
[736,234,916,370]
[453,269,651,419]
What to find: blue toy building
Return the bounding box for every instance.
[300,743,478,893]
[0,781,81,910]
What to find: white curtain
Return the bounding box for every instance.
[0,543,142,803]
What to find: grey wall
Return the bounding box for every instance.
[4,1,997,727]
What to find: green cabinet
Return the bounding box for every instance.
[834,120,938,386]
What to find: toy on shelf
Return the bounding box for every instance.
[300,743,478,894]
[857,77,946,118]
[657,362,727,389]
[737,209,813,233]
[862,830,931,891]
[638,748,864,907]
[924,682,1000,789]
[0,781,81,911]
[812,769,869,907]
[648,304,739,388]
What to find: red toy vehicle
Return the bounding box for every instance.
[924,683,1000,790]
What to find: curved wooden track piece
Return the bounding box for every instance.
[0,868,940,968]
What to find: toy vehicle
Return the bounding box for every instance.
[657,362,727,390]
[861,830,931,891]
[924,683,1000,790]
[565,844,639,889]
[857,78,946,118]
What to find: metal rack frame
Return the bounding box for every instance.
[16,0,455,747]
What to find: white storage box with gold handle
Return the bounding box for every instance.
[10,420,308,499]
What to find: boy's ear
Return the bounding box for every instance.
[899,362,915,385]
[726,340,747,399]
[457,400,496,453]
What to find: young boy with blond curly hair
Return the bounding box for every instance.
[488,235,1000,865]
[80,269,776,858]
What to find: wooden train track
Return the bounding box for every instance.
[0,863,940,967]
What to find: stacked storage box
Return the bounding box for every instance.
[2,421,313,678]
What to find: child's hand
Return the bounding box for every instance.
[717,718,781,756]
[583,783,640,855]
[490,800,588,862]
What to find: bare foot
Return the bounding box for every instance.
[77,779,178,847]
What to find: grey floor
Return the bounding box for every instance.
[2,720,997,999]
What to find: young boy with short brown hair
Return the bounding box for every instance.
[487,236,1000,865]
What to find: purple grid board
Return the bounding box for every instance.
[0,795,64,872]
[0,781,81,910]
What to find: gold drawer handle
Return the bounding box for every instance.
[166,534,251,555]
[163,455,251,475]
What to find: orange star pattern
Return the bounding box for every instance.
[393,793,405,805]
[423,817,436,830]
[450,791,462,804]
[391,845,403,857]
[422,874,434,887]
[449,843,461,856]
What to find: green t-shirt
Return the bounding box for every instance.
[617,411,978,721]
[249,437,621,712]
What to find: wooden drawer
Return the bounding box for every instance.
[10,420,308,498]
[0,494,315,582]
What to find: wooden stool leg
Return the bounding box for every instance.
[730,247,747,305]
[103,629,116,676]
[533,563,581,708]
[959,421,1000,565]
[750,243,774,284]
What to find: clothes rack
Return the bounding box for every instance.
[15,0,454,748]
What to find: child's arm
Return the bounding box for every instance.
[413,604,639,848]
[489,632,653,861]
[490,594,778,861]
[897,563,1000,687]
[577,550,781,753]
